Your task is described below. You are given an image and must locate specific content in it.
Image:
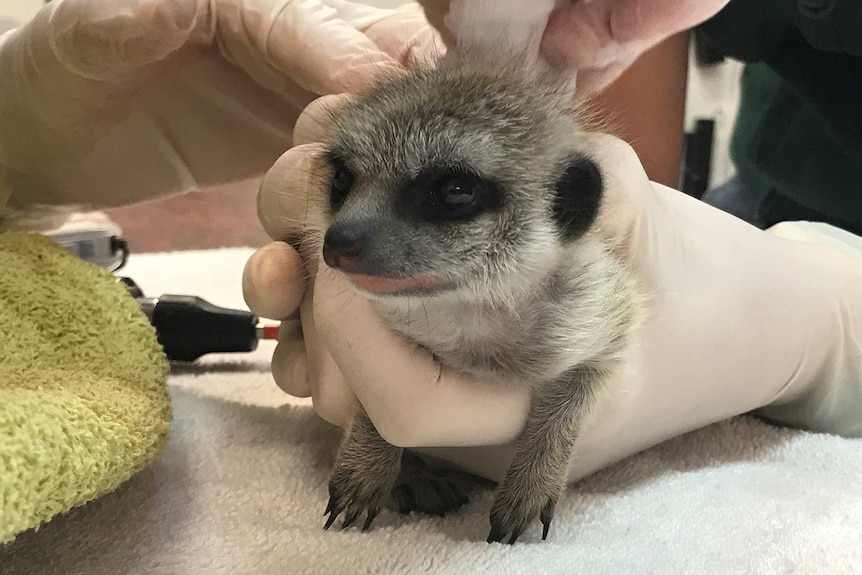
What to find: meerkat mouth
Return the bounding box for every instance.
[345,272,450,296]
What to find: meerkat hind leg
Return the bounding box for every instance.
[389,451,480,516]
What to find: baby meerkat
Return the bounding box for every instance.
[307,49,643,544]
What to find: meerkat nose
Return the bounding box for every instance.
[323,223,366,271]
[323,246,359,270]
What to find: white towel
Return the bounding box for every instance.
[2,246,861,575]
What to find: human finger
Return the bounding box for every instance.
[292,93,352,146]
[256,142,330,242]
[542,0,728,70]
[225,0,405,99]
[270,319,313,397]
[242,242,306,320]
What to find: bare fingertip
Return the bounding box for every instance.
[272,332,312,397]
[257,144,329,241]
[294,95,353,146]
[243,243,305,320]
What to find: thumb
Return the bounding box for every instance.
[256,94,352,243]
[256,142,330,243]
[607,0,730,44]
[543,0,729,69]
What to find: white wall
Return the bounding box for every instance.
[685,53,742,188]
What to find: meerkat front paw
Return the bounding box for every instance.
[323,411,403,532]
[486,475,563,544]
[324,447,403,532]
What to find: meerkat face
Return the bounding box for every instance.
[320,62,604,299]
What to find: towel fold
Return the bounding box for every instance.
[0,231,170,545]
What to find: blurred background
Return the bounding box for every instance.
[1,0,743,252]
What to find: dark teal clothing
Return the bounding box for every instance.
[696,0,862,228]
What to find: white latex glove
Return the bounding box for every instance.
[0,0,437,228]
[244,94,862,484]
[419,0,730,94]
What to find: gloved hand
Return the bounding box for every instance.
[419,0,731,94]
[244,93,862,484]
[0,0,438,229]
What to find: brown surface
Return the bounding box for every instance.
[587,33,691,189]
[106,180,270,253]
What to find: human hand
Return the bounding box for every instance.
[244,92,862,483]
[541,0,731,93]
[0,0,437,229]
[418,0,730,94]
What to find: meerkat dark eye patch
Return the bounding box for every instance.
[326,153,354,209]
[552,155,603,241]
[397,166,501,222]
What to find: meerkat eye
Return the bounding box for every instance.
[403,167,499,222]
[329,157,354,208]
[434,178,477,208]
[423,173,494,220]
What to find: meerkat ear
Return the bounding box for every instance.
[552,155,604,241]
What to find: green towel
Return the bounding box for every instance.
[0,231,171,544]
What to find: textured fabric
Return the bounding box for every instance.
[729,63,862,227]
[697,0,862,227]
[0,231,170,545]
[2,247,860,574]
